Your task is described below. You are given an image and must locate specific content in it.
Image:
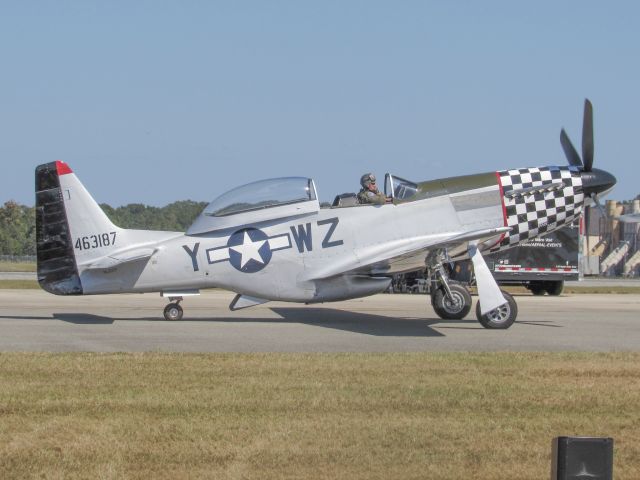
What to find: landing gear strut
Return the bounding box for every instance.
[427,253,518,329]
[429,264,472,320]
[160,290,199,321]
[163,297,184,321]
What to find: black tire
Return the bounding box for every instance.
[528,281,546,296]
[475,290,517,329]
[163,303,183,321]
[432,284,472,320]
[545,280,564,296]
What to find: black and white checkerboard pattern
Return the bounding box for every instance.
[491,166,583,251]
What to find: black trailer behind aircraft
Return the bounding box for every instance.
[449,219,581,295]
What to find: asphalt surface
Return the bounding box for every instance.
[0,289,638,352]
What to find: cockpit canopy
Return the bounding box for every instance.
[186,173,420,234]
[188,177,319,234]
[385,174,418,201]
[205,177,317,216]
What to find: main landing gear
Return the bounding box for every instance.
[163,297,184,321]
[161,290,200,321]
[428,263,518,329]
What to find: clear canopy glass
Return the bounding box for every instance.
[385,175,418,200]
[205,177,317,217]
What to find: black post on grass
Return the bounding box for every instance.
[551,436,613,480]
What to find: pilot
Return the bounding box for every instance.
[357,173,389,205]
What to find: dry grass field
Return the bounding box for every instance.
[0,352,639,479]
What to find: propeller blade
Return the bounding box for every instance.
[582,99,594,171]
[591,192,605,217]
[560,128,583,167]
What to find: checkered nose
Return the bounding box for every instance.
[492,166,584,251]
[581,168,616,197]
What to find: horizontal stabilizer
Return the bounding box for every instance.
[79,247,156,270]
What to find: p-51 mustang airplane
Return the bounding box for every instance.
[36,100,615,328]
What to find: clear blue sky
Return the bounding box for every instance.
[2,1,638,206]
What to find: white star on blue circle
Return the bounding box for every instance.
[227,228,272,273]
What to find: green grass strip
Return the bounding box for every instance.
[0,280,40,289]
[0,261,36,272]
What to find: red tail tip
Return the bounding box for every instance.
[55,160,73,175]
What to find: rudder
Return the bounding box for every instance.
[35,161,120,295]
[35,161,83,294]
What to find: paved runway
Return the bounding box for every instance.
[1,289,638,352]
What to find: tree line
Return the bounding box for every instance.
[0,200,207,256]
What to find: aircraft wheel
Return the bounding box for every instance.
[545,280,564,296]
[164,303,183,321]
[432,284,472,320]
[475,290,517,329]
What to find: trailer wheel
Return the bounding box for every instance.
[528,282,546,296]
[432,284,472,320]
[545,280,564,296]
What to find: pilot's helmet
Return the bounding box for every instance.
[360,173,376,188]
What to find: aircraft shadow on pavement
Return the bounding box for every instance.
[0,310,472,337]
[0,314,116,324]
[53,313,115,324]
[266,308,454,337]
[511,320,562,328]
[0,310,559,333]
[57,308,457,337]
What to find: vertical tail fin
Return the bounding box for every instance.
[35,161,120,295]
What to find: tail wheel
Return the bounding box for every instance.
[163,303,184,321]
[432,284,472,320]
[475,290,517,329]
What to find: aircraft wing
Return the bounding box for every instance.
[305,226,511,280]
